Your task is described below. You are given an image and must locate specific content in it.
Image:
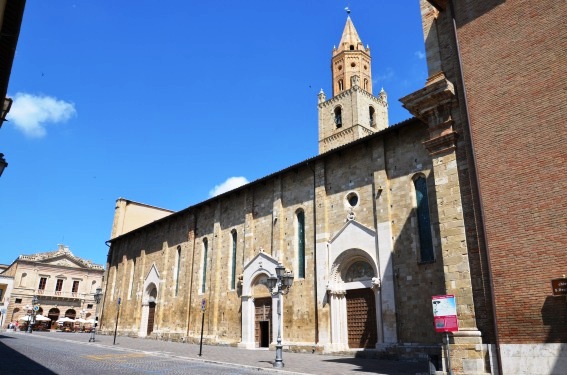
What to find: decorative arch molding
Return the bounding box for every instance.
[238,251,283,349]
[326,220,383,352]
[139,263,161,337]
[329,220,378,269]
[329,248,377,286]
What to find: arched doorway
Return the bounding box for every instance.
[48,308,60,330]
[251,274,272,348]
[238,252,281,349]
[65,309,76,319]
[11,308,20,326]
[139,264,160,338]
[328,250,381,351]
[146,286,157,336]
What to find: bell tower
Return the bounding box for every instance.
[318,12,388,154]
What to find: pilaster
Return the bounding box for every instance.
[372,138,397,344]
[401,73,488,374]
[313,159,330,346]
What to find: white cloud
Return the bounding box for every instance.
[373,68,395,85]
[209,176,249,197]
[7,93,77,137]
[415,51,426,59]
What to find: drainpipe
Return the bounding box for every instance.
[447,1,502,374]
[307,162,319,345]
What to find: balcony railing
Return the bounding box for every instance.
[35,289,92,300]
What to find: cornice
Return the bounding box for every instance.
[17,248,104,271]
[319,87,386,109]
[321,124,374,147]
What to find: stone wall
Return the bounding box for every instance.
[101,119,458,356]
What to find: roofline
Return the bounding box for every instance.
[115,197,175,213]
[107,116,423,244]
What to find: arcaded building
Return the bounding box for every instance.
[1,245,104,329]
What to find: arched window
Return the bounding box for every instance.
[369,106,375,127]
[338,79,344,91]
[364,78,369,91]
[349,45,354,50]
[230,231,237,290]
[201,238,208,293]
[296,210,306,279]
[414,176,434,262]
[175,246,181,296]
[334,107,342,128]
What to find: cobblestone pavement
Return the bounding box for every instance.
[1,331,430,375]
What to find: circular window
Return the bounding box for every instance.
[351,62,356,67]
[338,65,342,71]
[364,65,367,70]
[346,192,359,207]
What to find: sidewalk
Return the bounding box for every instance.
[13,331,430,375]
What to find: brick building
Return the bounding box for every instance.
[101,3,566,374]
[401,1,566,374]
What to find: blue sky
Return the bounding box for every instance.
[0,1,427,266]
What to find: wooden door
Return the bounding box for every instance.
[254,298,272,347]
[346,288,377,349]
[147,302,156,335]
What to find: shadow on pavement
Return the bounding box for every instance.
[322,356,430,375]
[0,336,57,374]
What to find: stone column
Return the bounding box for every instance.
[401,73,488,374]
[238,295,255,349]
[327,287,348,352]
[139,302,149,337]
[371,277,384,348]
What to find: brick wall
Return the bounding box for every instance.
[447,0,567,343]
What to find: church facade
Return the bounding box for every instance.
[101,13,490,374]
[101,1,567,371]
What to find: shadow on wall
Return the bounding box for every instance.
[541,296,567,375]
[451,0,506,27]
[541,296,567,343]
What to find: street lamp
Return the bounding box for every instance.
[0,97,12,128]
[89,287,103,342]
[266,263,294,368]
[0,153,7,178]
[26,295,39,333]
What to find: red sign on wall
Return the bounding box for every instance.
[432,295,459,333]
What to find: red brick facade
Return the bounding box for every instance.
[435,0,567,344]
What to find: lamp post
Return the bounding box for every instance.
[0,153,7,178]
[266,263,294,368]
[26,295,39,333]
[0,97,13,127]
[89,287,103,342]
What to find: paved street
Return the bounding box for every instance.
[0,331,430,375]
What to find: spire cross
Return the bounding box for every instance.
[345,7,351,15]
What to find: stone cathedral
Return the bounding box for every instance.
[102,14,488,373]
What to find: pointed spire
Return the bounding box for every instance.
[336,14,364,53]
